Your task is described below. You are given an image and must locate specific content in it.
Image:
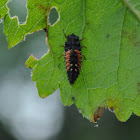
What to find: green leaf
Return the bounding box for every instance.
[123,0,140,21]
[2,0,140,122]
[0,0,9,19]
[3,0,50,48]
[25,54,38,69]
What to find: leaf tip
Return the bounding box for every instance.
[8,44,13,50]
[39,94,47,99]
[25,54,38,69]
[91,107,105,123]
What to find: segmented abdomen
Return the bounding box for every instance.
[65,49,82,85]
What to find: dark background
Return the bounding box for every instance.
[0,0,139,140]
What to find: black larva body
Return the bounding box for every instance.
[64,33,82,85]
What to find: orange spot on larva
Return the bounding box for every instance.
[75,50,81,54]
[66,55,70,59]
[78,63,81,66]
[78,54,82,59]
[67,67,70,70]
[66,59,70,63]
[66,63,70,67]
[66,50,70,55]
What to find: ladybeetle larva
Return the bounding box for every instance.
[63,32,83,85]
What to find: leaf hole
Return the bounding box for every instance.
[0,19,3,23]
[8,0,27,23]
[48,7,59,26]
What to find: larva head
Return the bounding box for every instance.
[67,33,79,42]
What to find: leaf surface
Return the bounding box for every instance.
[0,0,9,19]
[3,0,50,48]
[1,0,140,122]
